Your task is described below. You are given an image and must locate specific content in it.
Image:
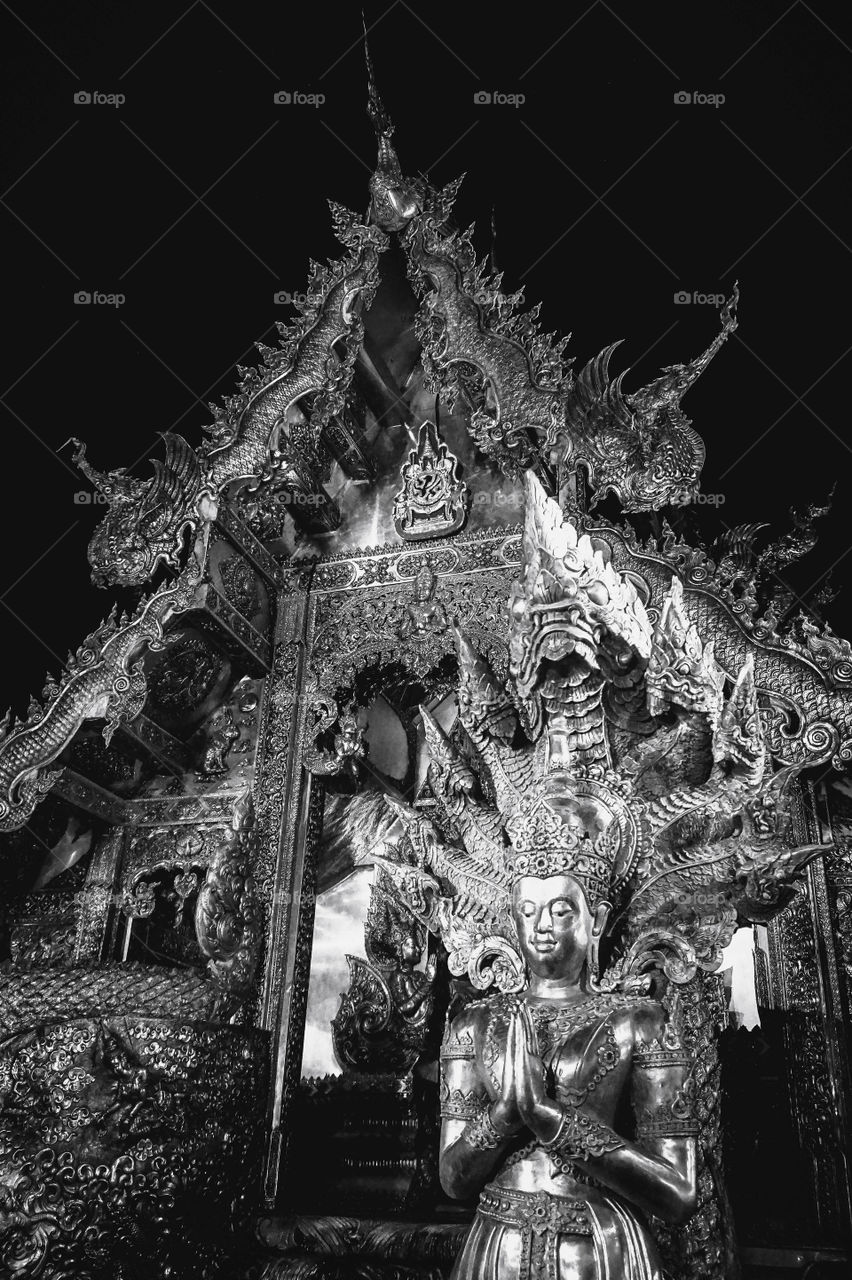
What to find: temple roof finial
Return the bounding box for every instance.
[363,13,393,142]
[363,15,423,231]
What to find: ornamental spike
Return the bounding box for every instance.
[630,283,739,416]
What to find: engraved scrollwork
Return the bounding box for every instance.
[218,553,259,617]
[195,790,261,1008]
[0,1017,267,1278]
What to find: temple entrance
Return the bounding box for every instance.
[282,661,469,1223]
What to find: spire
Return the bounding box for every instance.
[629,283,739,415]
[363,18,423,231]
[364,14,393,141]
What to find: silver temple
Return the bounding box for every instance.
[1,39,851,1280]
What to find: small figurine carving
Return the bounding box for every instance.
[305,706,366,778]
[196,790,260,1006]
[398,560,449,642]
[387,928,438,1032]
[199,707,240,777]
[332,873,438,1075]
[393,421,468,542]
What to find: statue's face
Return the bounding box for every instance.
[400,934,420,966]
[511,874,592,981]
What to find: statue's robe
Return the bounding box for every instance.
[441,992,695,1280]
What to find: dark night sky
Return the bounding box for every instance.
[1,1,851,714]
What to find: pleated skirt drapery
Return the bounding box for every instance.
[450,1195,665,1280]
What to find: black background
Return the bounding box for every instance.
[1,1,851,713]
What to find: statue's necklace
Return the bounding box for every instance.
[483,991,629,1092]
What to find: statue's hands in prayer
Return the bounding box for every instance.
[513,1004,550,1123]
[491,1006,525,1135]
[513,1004,566,1143]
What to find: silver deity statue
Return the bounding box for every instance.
[439,784,696,1280]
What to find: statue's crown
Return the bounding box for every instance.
[504,782,623,905]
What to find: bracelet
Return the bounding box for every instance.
[464,1105,512,1151]
[541,1110,571,1150]
[543,1105,625,1161]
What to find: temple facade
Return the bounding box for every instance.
[1,49,851,1280]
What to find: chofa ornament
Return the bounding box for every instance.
[68,213,388,588]
[405,178,738,510]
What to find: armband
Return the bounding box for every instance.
[633,1018,691,1070]
[634,1074,699,1140]
[463,1105,512,1151]
[543,1105,625,1160]
[440,1025,476,1061]
[440,1079,488,1121]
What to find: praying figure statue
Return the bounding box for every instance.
[439,849,697,1280]
[377,471,823,1280]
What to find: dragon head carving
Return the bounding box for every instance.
[508,471,652,701]
[69,435,204,587]
[711,656,764,782]
[646,577,725,724]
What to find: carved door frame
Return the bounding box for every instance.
[254,529,523,1203]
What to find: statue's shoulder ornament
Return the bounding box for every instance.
[632,999,693,1069]
[440,993,502,1059]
